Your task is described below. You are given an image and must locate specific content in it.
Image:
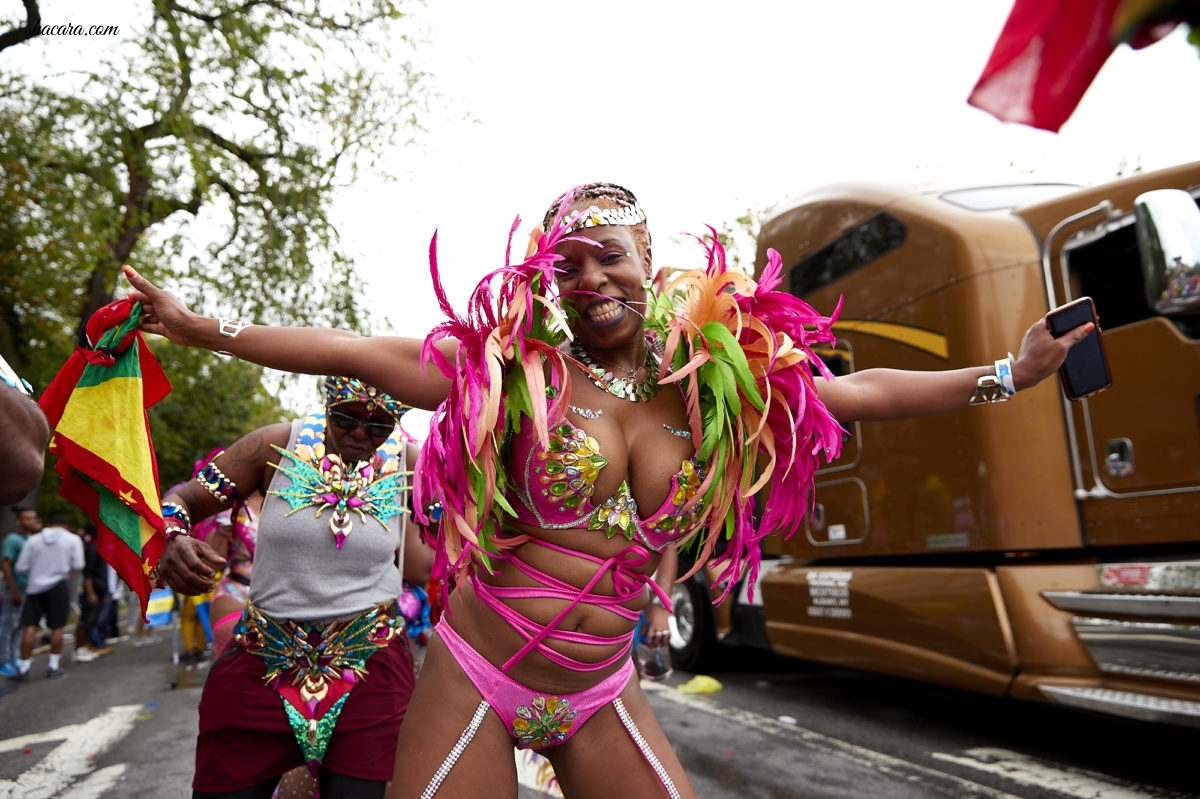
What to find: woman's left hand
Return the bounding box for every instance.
[645,603,672,645]
[1011,313,1095,390]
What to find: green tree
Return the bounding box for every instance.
[0,0,427,514]
[710,206,772,275]
[0,0,426,384]
[147,343,294,492]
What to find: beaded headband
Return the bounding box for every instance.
[322,375,409,419]
[567,203,647,233]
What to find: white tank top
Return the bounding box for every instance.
[249,415,407,622]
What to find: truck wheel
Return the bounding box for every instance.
[669,573,717,671]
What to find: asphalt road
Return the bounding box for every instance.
[648,648,1200,799]
[3,630,1198,798]
[0,629,554,798]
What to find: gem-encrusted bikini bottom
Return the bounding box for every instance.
[235,599,403,774]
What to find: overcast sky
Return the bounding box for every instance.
[329,1,1200,338]
[13,0,1200,393]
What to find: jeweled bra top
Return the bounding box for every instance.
[509,413,706,552]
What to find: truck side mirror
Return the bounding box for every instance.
[1134,188,1200,316]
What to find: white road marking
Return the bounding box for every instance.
[644,682,1023,798]
[0,726,84,753]
[932,748,1161,799]
[0,704,142,799]
[59,765,128,799]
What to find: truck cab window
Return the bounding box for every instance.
[789,212,907,297]
[1068,214,1200,339]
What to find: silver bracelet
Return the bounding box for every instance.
[968,374,1009,406]
[218,318,252,338]
[216,318,252,357]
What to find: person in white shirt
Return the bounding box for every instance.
[9,514,84,681]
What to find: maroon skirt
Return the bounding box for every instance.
[192,631,414,792]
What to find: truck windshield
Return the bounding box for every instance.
[940,184,1080,211]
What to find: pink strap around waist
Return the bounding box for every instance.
[472,538,673,673]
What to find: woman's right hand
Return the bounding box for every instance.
[122,265,208,348]
[157,535,226,595]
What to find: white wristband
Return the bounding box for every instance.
[994,356,1016,397]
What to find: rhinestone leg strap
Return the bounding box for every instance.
[421,701,490,798]
[613,697,683,799]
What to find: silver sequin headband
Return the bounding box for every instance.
[567,203,647,233]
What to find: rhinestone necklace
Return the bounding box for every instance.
[570,342,659,402]
[588,350,645,379]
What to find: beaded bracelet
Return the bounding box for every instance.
[161,501,192,532]
[196,459,239,504]
[164,525,192,542]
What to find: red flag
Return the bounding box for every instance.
[39,299,172,615]
[968,0,1184,132]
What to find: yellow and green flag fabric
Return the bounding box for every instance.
[38,298,171,616]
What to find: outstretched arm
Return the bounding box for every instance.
[817,313,1094,423]
[122,266,455,410]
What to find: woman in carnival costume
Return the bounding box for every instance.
[125,183,1093,798]
[153,376,432,799]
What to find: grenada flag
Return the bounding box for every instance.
[38,298,171,616]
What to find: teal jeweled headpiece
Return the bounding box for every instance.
[322,375,409,419]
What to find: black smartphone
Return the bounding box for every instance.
[1046,296,1112,401]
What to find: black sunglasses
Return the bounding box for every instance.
[327,410,395,437]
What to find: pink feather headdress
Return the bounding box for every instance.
[645,229,845,600]
[412,210,577,584]
[414,201,845,603]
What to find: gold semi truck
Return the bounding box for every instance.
[669,161,1200,727]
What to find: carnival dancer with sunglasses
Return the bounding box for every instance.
[153,376,431,799]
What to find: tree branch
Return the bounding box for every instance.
[170,0,392,31]
[0,0,40,53]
